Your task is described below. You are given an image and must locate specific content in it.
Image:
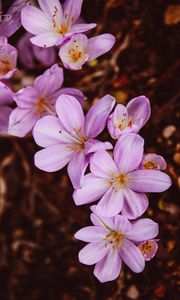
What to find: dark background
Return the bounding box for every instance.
[0,0,179,299]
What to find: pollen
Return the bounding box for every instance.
[68,46,83,62]
[105,231,124,249]
[139,241,153,255]
[111,173,127,189]
[0,59,12,75]
[36,97,49,115]
[144,161,155,169]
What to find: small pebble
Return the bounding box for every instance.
[126,285,139,299]
[173,152,180,165]
[162,125,176,138]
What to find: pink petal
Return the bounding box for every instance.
[113,215,132,234]
[58,87,86,105]
[0,82,13,105]
[84,140,112,154]
[63,0,83,23]
[33,45,57,67]
[14,87,39,108]
[87,34,116,61]
[0,106,12,134]
[94,249,122,283]
[30,33,58,47]
[73,174,109,205]
[140,153,167,170]
[96,188,124,217]
[21,5,51,35]
[56,94,85,134]
[79,242,109,265]
[85,94,115,138]
[90,212,114,230]
[122,188,149,220]
[127,96,151,130]
[75,226,107,243]
[127,170,172,192]
[34,144,73,172]
[67,151,88,189]
[114,133,144,173]
[119,239,145,273]
[71,23,97,33]
[126,218,159,242]
[90,150,118,179]
[38,0,63,20]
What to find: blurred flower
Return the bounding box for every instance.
[8,64,86,137]
[140,153,167,170]
[0,37,17,80]
[0,82,13,134]
[107,96,150,139]
[59,33,116,70]
[75,211,159,282]
[21,0,96,48]
[17,32,57,68]
[73,133,172,219]
[33,94,115,188]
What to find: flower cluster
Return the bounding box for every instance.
[0,0,172,284]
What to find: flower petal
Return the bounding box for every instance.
[85,140,112,154]
[114,133,144,173]
[127,170,172,192]
[14,87,39,108]
[88,34,116,61]
[71,23,97,33]
[57,87,86,105]
[90,150,118,179]
[94,249,122,283]
[127,96,151,130]
[38,0,62,20]
[30,33,58,47]
[67,151,88,188]
[85,94,115,138]
[90,212,114,230]
[96,188,124,217]
[33,45,57,67]
[75,226,107,243]
[0,106,12,134]
[113,215,132,234]
[34,144,73,172]
[0,82,13,105]
[126,218,159,242]
[119,239,145,273]
[73,174,109,205]
[140,153,167,170]
[79,242,109,265]
[56,94,85,134]
[122,188,149,220]
[63,0,83,23]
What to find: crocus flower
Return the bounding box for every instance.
[107,96,150,139]
[140,153,167,170]
[138,239,158,261]
[0,37,17,80]
[21,0,96,48]
[75,211,159,283]
[8,64,85,137]
[73,133,171,219]
[33,94,115,188]
[0,82,13,134]
[17,32,57,68]
[59,33,116,70]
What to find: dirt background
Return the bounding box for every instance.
[0,0,180,299]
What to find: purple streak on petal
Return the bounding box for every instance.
[94,249,122,283]
[90,150,118,179]
[85,94,115,138]
[126,218,159,242]
[127,169,172,192]
[114,133,144,173]
[87,34,115,61]
[96,188,124,217]
[67,151,88,189]
[78,242,109,265]
[75,226,107,243]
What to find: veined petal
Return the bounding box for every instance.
[127,96,151,130]
[63,0,83,24]
[90,150,118,179]
[87,34,116,61]
[67,151,88,189]
[71,23,97,33]
[38,0,63,20]
[34,144,73,172]
[113,215,132,234]
[57,87,86,105]
[127,170,172,192]
[94,249,122,283]
[126,219,159,242]
[122,188,149,220]
[21,5,52,35]
[96,187,124,217]
[75,226,107,243]
[140,153,167,170]
[79,242,109,265]
[84,140,112,154]
[114,133,144,173]
[73,173,109,205]
[30,33,58,47]
[85,94,115,138]
[119,239,145,273]
[90,212,114,230]
[14,87,39,108]
[56,94,85,134]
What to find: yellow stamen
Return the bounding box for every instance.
[144,161,155,169]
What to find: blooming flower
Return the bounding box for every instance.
[107,96,151,139]
[73,133,171,219]
[0,82,13,134]
[75,211,159,282]
[33,94,115,188]
[8,63,85,137]
[140,153,167,170]
[0,37,17,80]
[17,32,57,68]
[138,239,158,261]
[59,33,116,70]
[21,0,96,48]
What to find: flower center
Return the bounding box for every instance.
[144,161,155,169]
[105,231,124,249]
[60,127,88,152]
[118,118,132,131]
[110,173,127,189]
[68,45,83,63]
[0,59,12,75]
[35,97,55,115]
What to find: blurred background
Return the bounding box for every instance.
[0,0,179,299]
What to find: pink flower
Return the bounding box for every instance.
[0,82,13,134]
[107,96,151,139]
[140,153,167,170]
[73,133,171,219]
[8,64,85,137]
[0,37,17,80]
[21,0,96,48]
[75,211,159,282]
[59,33,116,70]
[138,239,158,261]
[33,94,115,188]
